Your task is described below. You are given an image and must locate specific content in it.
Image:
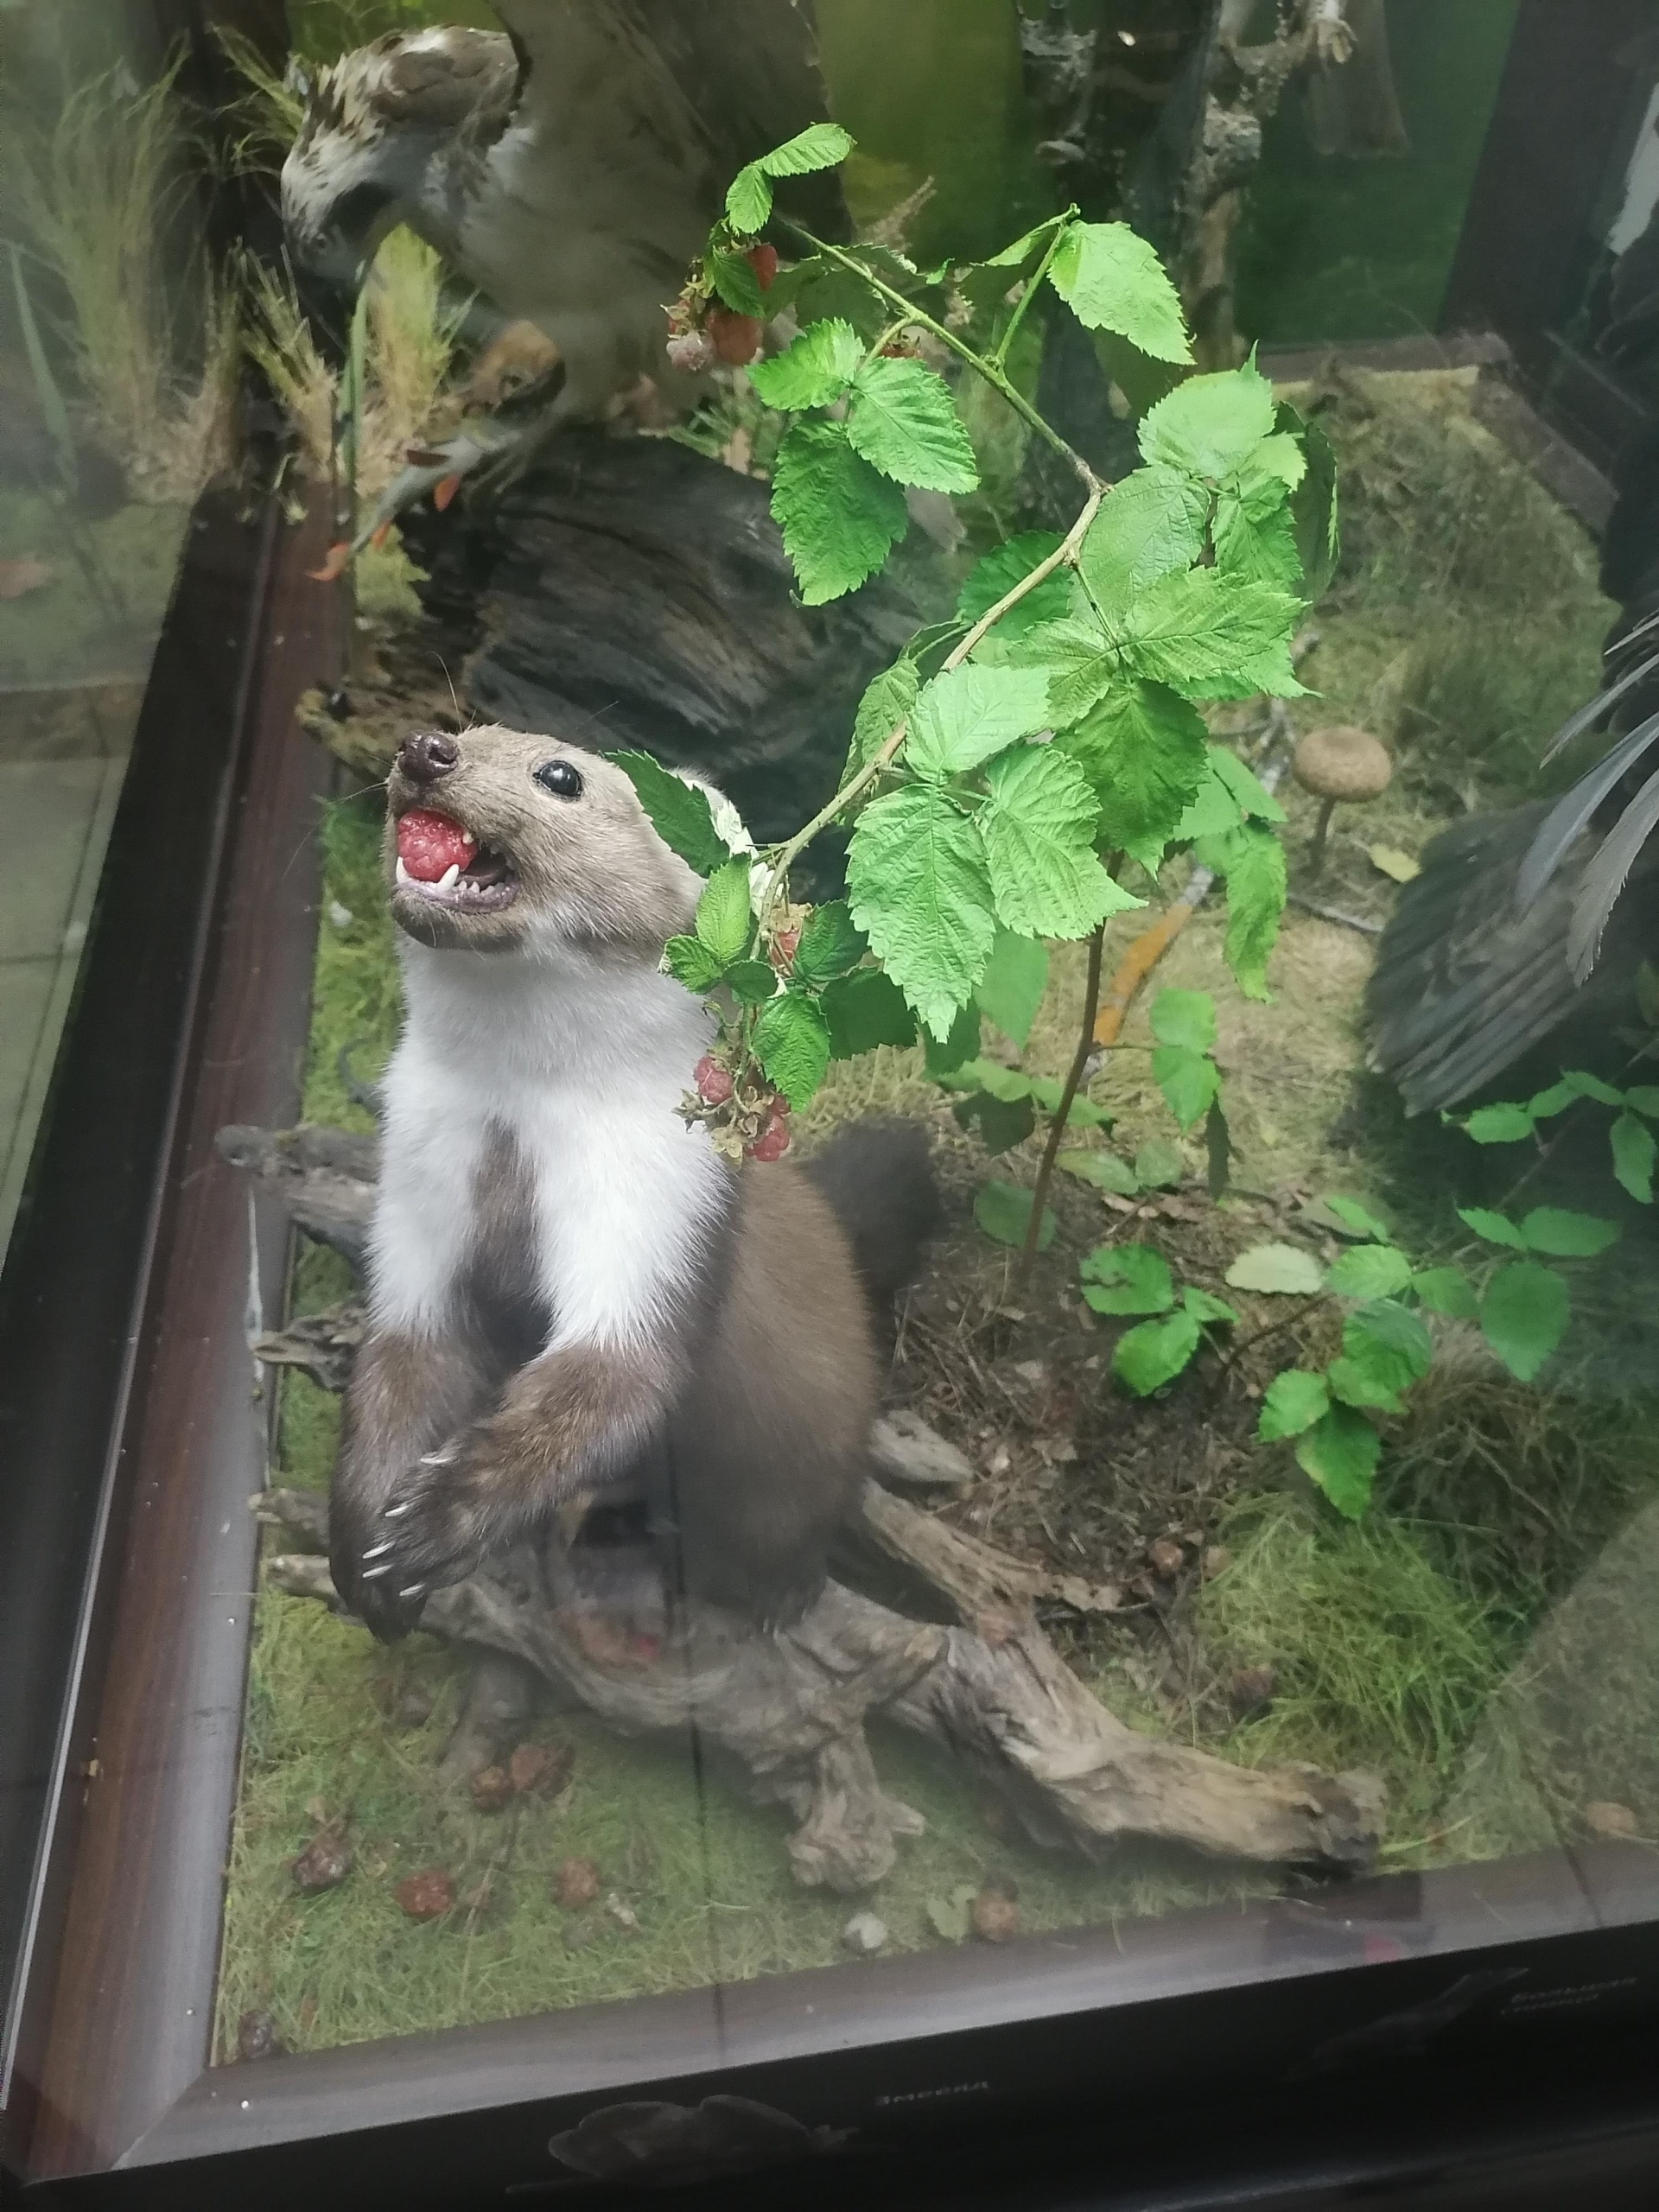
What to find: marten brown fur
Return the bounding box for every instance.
[332,724,937,1641]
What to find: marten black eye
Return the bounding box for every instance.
[535,759,583,800]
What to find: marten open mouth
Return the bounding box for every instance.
[393,807,519,912]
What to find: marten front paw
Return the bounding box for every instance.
[353,1429,505,1637]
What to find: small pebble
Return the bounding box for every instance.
[1585,1801,1638,1840]
[1228,1665,1278,1719]
[470,1765,513,1813]
[291,1827,352,1893]
[988,1446,1012,1477]
[394,1683,434,1727]
[510,1739,573,1795]
[842,1911,888,1955]
[605,1892,641,1934]
[1148,1538,1184,1579]
[971,1878,1020,1945]
[394,1869,454,1920]
[327,900,354,931]
[236,2010,283,2062]
[556,1856,601,1909]
[1202,1546,1232,1580]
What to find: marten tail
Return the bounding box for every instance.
[804,1119,940,1309]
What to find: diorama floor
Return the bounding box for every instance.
[215,365,1659,2063]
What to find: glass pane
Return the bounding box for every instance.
[0,2,225,1255]
[11,0,1659,2192]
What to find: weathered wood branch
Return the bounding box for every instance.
[237,1122,1384,1886]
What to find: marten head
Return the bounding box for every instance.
[385,725,704,957]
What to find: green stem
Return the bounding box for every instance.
[1017,921,1106,1290]
[990,218,1071,375]
[779,219,1102,491]
[754,485,1106,944]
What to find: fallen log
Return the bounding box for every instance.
[233,1121,1384,1886]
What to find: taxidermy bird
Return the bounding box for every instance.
[281,0,843,530]
[1366,428,1659,1114]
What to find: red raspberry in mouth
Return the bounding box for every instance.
[397,808,476,883]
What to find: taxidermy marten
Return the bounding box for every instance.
[332,724,938,1643]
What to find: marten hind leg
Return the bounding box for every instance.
[354,1338,681,1636]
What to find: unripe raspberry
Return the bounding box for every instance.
[695,1054,734,1105]
[709,308,762,366]
[666,328,718,375]
[747,242,779,291]
[747,1122,790,1163]
[769,926,800,969]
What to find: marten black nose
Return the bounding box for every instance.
[398,731,459,786]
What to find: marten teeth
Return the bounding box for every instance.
[438,863,462,891]
[395,857,412,887]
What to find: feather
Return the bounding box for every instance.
[1568,760,1659,982]
[1515,709,1659,912]
[1540,647,1659,764]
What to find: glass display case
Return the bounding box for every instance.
[7,3,1659,2205]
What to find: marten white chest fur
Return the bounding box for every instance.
[334,723,937,1642]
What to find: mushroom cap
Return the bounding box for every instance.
[1292,724,1393,804]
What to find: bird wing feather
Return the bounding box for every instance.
[1515,708,1659,913]
[1570,760,1659,983]
[491,0,842,229]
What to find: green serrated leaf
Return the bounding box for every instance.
[953,1089,1037,1154]
[1480,1261,1569,1383]
[1001,613,1116,731]
[1296,1404,1381,1518]
[1518,1207,1620,1258]
[1149,988,1216,1052]
[850,658,920,771]
[1333,1299,1433,1409]
[976,1179,1054,1251]
[1153,1044,1220,1132]
[1139,361,1277,480]
[1058,1149,1140,1196]
[1410,1266,1477,1319]
[847,357,979,493]
[1458,1206,1528,1250]
[822,966,918,1058]
[924,999,981,1076]
[792,899,867,986]
[908,663,1052,779]
[696,858,755,966]
[1224,1243,1324,1295]
[1208,746,1287,824]
[1325,1195,1391,1242]
[940,1059,1033,1103]
[724,960,779,1006]
[976,929,1048,1049]
[925,1893,969,1942]
[1172,759,1244,844]
[1283,407,1339,602]
[1025,1075,1111,1128]
[1612,1110,1657,1204]
[1213,476,1304,595]
[1046,221,1192,364]
[981,747,1140,940]
[1080,1242,1174,1315]
[752,990,831,1109]
[1624,1085,1659,1119]
[1078,467,1209,610]
[760,121,855,178]
[1325,1243,1414,1299]
[1112,1308,1204,1396]
[725,163,773,235]
[1461,1103,1536,1145]
[1058,681,1211,873]
[957,531,1073,632]
[847,784,997,1039]
[771,417,910,605]
[1258,1369,1331,1443]
[747,318,862,410]
[1185,1285,1239,1326]
[709,248,768,316]
[1118,567,1307,702]
[607,751,731,876]
[1194,821,1287,1002]
[664,934,726,992]
[1135,1136,1184,1189]
[1528,1079,1583,1120]
[1563,1069,1626,1107]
